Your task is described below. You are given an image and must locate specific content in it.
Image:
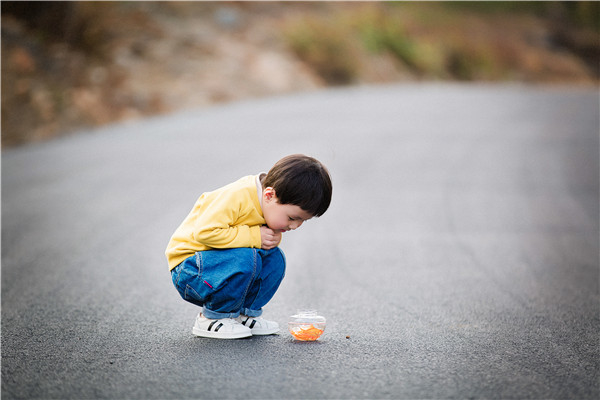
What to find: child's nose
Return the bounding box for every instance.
[290,221,303,230]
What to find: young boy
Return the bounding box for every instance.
[166,154,332,339]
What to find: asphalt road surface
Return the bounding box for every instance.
[2,83,599,399]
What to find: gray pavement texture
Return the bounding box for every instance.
[2,83,599,399]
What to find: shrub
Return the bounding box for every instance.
[283,17,358,85]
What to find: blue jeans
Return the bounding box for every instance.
[171,247,286,319]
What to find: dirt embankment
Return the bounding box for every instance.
[2,2,598,148]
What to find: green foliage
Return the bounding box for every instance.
[443,1,599,30]
[284,7,448,81]
[284,17,358,85]
[282,2,599,83]
[562,1,600,31]
[1,2,118,60]
[440,1,548,14]
[355,9,446,77]
[446,46,498,81]
[359,15,419,68]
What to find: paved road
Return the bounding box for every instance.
[2,84,598,399]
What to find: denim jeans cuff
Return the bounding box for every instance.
[242,308,263,317]
[202,307,241,319]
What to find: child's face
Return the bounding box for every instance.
[262,188,313,233]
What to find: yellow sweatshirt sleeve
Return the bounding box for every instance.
[190,187,263,249]
[193,217,262,249]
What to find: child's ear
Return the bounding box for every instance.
[264,187,277,202]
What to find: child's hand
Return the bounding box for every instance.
[260,226,282,250]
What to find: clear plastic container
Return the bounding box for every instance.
[288,309,326,341]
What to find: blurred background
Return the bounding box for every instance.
[2,1,598,148]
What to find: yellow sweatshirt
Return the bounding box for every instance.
[166,175,264,270]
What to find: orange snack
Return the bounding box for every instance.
[290,324,324,341]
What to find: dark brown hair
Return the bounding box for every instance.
[263,154,332,217]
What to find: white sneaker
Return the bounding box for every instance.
[236,315,279,335]
[192,314,252,339]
